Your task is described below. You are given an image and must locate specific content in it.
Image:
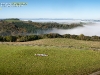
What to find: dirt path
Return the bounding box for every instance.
[90,71,100,75]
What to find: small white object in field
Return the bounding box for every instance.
[35,54,48,56]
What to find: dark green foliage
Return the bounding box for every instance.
[13,22,37,33]
[0,19,100,42]
[0,33,100,42]
[0,19,83,36]
[4,18,20,20]
[0,36,3,41]
[16,35,39,42]
[84,36,91,41]
[63,34,71,38]
[27,35,39,41]
[4,36,17,42]
[40,33,62,38]
[34,22,83,29]
[91,35,99,41]
[70,35,78,39]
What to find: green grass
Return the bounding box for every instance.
[4,20,21,23]
[2,38,100,50]
[0,43,100,75]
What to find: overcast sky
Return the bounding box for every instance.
[0,0,100,19]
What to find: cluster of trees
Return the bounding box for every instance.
[12,22,37,33]
[4,18,20,20]
[0,19,83,36]
[0,35,39,42]
[13,21,83,32]
[0,33,100,42]
[0,21,26,36]
[31,22,83,29]
[41,33,100,41]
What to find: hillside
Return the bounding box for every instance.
[1,38,100,50]
[0,19,83,36]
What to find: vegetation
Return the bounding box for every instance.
[0,39,100,75]
[0,33,100,42]
[2,38,100,50]
[0,18,83,36]
[0,18,100,75]
[3,18,21,23]
[1,19,99,42]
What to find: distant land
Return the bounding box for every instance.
[0,18,83,36]
[0,18,100,22]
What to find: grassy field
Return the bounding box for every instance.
[0,38,100,75]
[2,38,100,50]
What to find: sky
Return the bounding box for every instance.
[0,0,100,19]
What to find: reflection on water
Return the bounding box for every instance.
[44,22,100,36]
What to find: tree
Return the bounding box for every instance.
[70,35,78,39]
[0,36,3,41]
[5,36,17,42]
[63,34,71,38]
[91,35,99,41]
[79,34,85,40]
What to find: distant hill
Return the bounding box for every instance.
[0,18,83,36]
[3,18,21,23]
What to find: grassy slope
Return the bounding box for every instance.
[2,38,100,50]
[4,20,21,23]
[0,38,100,75]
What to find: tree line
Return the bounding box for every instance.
[0,33,100,42]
